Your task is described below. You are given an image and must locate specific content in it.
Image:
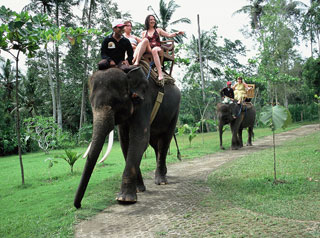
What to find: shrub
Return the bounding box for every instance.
[24,116,59,154]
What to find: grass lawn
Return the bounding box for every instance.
[202,128,320,237]
[0,122,315,238]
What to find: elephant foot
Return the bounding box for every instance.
[116,192,137,204]
[74,201,81,209]
[155,174,168,185]
[231,146,240,150]
[246,143,253,146]
[136,184,146,193]
[155,169,168,185]
[220,146,225,150]
[117,181,138,203]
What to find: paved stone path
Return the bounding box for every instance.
[75,124,320,238]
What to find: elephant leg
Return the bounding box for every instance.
[247,127,254,146]
[230,123,240,150]
[219,123,225,150]
[238,128,243,148]
[119,124,145,193]
[150,134,170,185]
[117,127,149,203]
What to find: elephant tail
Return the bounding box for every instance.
[173,134,181,161]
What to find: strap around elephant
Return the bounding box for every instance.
[149,91,164,124]
[146,61,154,81]
[237,103,242,117]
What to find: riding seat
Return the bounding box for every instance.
[142,40,175,76]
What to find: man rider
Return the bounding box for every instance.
[98,19,134,70]
[220,81,234,103]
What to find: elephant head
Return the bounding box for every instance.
[217,102,241,125]
[74,67,148,209]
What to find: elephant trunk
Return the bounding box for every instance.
[74,106,114,209]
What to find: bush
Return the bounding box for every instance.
[288,103,318,122]
[77,123,92,145]
[56,130,76,149]
[24,116,60,154]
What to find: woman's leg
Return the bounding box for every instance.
[133,38,149,65]
[152,47,163,80]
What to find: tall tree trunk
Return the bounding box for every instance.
[55,1,62,129]
[284,84,288,108]
[197,14,205,102]
[80,0,94,129]
[316,29,320,57]
[14,52,24,185]
[45,46,57,121]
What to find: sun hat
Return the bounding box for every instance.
[112,19,125,28]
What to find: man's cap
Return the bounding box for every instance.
[112,19,125,28]
[227,81,232,85]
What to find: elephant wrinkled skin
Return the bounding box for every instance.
[74,67,180,208]
[217,102,256,150]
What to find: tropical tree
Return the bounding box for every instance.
[147,0,191,42]
[79,0,95,130]
[181,27,246,131]
[233,0,266,32]
[302,0,320,57]
[24,0,58,121]
[245,0,304,106]
[0,59,14,105]
[0,7,51,184]
[0,58,16,155]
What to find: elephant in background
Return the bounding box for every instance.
[74,67,180,208]
[217,102,256,150]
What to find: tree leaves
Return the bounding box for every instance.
[260,105,292,130]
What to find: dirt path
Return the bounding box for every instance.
[75,124,320,238]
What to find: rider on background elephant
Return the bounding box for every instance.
[220,81,234,104]
[232,77,251,104]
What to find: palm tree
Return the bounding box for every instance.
[147,0,191,42]
[23,0,54,14]
[233,0,266,31]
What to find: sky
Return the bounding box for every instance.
[0,0,311,71]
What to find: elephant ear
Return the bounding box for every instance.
[126,67,149,104]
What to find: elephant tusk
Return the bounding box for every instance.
[82,142,92,158]
[98,130,114,164]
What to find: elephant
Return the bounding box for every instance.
[217,102,256,150]
[74,66,181,208]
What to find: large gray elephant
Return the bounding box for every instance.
[217,102,256,150]
[74,67,180,208]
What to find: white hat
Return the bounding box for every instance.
[112,19,125,28]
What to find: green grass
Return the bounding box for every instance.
[201,130,320,237]
[0,122,313,238]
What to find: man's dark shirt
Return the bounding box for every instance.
[220,87,234,99]
[101,33,133,65]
